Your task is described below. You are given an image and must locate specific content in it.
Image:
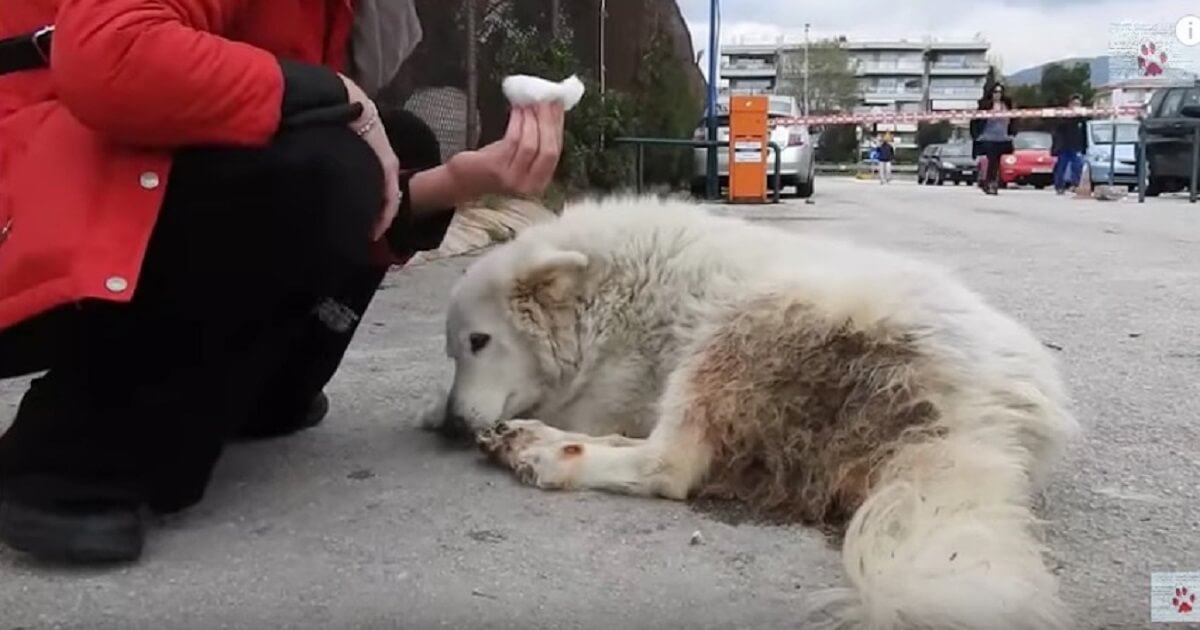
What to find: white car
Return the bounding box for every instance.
[691,95,816,198]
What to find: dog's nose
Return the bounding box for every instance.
[440,406,472,440]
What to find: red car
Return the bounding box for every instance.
[978,131,1057,189]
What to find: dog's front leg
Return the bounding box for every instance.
[476,419,707,500]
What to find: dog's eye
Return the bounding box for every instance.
[469,333,491,354]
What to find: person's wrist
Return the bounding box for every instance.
[444,152,487,202]
[337,74,374,126]
[353,104,380,137]
[411,165,463,211]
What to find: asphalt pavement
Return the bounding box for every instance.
[2,177,1197,629]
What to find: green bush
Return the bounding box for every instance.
[916,121,954,150]
[488,3,698,195]
[560,81,638,192]
[815,125,859,163]
[630,25,703,187]
[490,8,635,194]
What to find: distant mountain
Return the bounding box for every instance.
[1007,56,1110,87]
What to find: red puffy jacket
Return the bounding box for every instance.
[0,0,362,331]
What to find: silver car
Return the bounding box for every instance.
[1085,120,1140,188]
[691,96,816,198]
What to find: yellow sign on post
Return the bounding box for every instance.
[728,95,769,204]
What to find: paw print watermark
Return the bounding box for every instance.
[1138,41,1168,76]
[1152,572,1200,622]
[1174,587,1196,614]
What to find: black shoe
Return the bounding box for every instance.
[234,391,330,441]
[0,498,145,563]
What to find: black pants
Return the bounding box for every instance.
[0,110,447,513]
[981,141,1007,186]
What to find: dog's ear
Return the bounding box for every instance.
[512,246,589,305]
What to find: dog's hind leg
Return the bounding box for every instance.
[476,416,711,500]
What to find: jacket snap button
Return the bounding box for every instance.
[0,217,11,244]
[139,171,160,190]
[105,276,129,293]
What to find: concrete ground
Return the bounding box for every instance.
[2,178,1198,629]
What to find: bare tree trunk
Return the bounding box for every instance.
[550,0,561,37]
[465,0,478,149]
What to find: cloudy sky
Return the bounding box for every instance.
[677,0,1198,75]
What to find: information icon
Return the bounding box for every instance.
[1178,15,1200,46]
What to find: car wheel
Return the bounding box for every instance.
[1146,176,1165,197]
[1034,184,1046,190]
[796,175,815,199]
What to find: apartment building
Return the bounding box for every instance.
[720,38,991,150]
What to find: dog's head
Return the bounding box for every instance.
[438,240,589,438]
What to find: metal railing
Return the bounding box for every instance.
[609,137,784,203]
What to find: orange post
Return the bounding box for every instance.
[728,95,769,203]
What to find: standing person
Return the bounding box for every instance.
[867,137,881,179]
[971,83,1015,195]
[0,0,566,565]
[877,134,896,184]
[1052,93,1089,195]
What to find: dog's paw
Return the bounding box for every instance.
[477,419,552,458]
[477,420,582,490]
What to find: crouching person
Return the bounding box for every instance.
[0,0,564,564]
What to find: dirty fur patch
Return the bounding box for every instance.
[686,293,943,532]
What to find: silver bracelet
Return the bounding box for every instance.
[355,108,379,137]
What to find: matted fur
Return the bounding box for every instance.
[444,197,1081,629]
[687,293,943,530]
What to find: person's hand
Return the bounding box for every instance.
[446,101,565,200]
[340,74,401,240]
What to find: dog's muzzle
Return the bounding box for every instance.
[438,406,474,441]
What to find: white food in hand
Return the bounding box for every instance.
[502,75,585,111]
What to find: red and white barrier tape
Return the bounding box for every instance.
[773,106,1144,127]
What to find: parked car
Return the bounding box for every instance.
[917,142,977,185]
[1141,83,1200,196]
[692,95,816,198]
[1084,120,1140,189]
[977,131,1056,189]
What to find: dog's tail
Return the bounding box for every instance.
[802,422,1072,630]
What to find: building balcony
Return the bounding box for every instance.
[718,86,775,96]
[931,100,983,113]
[856,61,924,75]
[721,64,778,78]
[862,89,923,102]
[930,62,990,75]
[928,87,983,98]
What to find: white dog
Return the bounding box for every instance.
[436,197,1080,629]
